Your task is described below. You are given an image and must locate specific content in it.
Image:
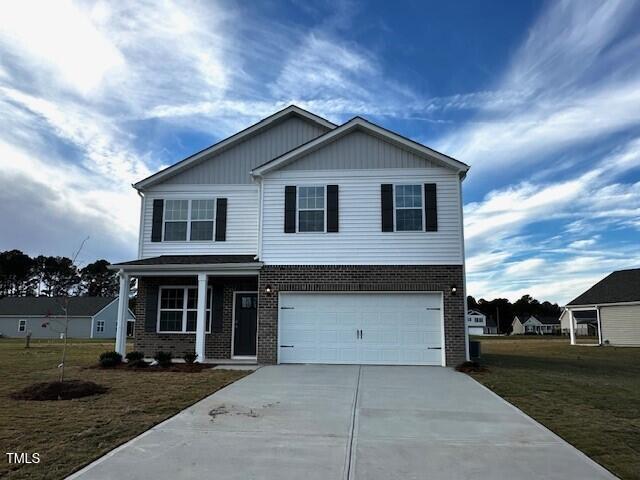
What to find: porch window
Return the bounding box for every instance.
[158,287,212,333]
[395,184,423,231]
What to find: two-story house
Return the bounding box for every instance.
[109,106,470,366]
[467,309,487,335]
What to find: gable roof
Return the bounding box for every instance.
[567,268,640,306]
[134,105,336,190]
[0,296,118,317]
[250,116,470,178]
[529,315,560,325]
[467,309,485,316]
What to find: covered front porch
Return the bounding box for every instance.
[109,255,262,363]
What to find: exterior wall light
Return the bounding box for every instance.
[450,285,458,295]
[265,285,273,294]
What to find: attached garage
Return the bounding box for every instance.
[278,292,444,365]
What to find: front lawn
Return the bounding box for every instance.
[0,339,249,479]
[470,337,640,480]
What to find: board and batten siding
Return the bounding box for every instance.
[158,117,329,185]
[600,305,640,346]
[140,185,259,258]
[260,168,463,265]
[282,130,434,171]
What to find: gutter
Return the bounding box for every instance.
[107,262,263,272]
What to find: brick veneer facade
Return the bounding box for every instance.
[134,266,466,366]
[134,276,257,359]
[257,265,466,366]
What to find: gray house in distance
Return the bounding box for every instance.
[0,297,135,339]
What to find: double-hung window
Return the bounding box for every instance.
[395,184,423,231]
[190,200,215,240]
[158,287,212,333]
[163,199,215,241]
[164,200,189,241]
[298,186,325,232]
[18,319,26,332]
[96,320,105,332]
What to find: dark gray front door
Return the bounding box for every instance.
[234,293,257,356]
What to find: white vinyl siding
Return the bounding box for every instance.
[140,185,258,258]
[261,168,463,265]
[600,305,640,346]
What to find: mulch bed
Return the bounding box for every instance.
[88,362,217,373]
[10,380,108,401]
[455,361,488,373]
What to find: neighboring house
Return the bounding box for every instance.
[109,105,470,366]
[484,316,498,335]
[559,309,596,336]
[511,315,528,335]
[0,296,135,339]
[522,315,561,335]
[467,309,486,335]
[565,268,640,346]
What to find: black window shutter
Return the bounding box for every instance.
[284,186,296,233]
[327,185,339,232]
[145,285,159,332]
[151,199,164,242]
[381,184,394,232]
[212,285,224,332]
[425,183,438,232]
[215,198,227,241]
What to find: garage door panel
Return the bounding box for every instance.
[279,293,443,366]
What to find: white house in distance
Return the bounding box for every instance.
[467,309,486,335]
[0,296,135,339]
[511,315,560,335]
[565,268,640,346]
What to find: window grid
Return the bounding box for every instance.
[157,287,212,333]
[18,319,26,332]
[96,320,105,332]
[298,186,325,232]
[394,184,423,232]
[162,199,216,242]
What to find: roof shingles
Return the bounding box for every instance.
[568,268,640,306]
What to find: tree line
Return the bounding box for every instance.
[468,294,562,334]
[0,250,118,298]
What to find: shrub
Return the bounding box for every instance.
[125,351,145,363]
[154,351,173,368]
[183,352,198,364]
[99,351,122,368]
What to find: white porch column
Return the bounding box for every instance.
[596,306,603,345]
[115,271,129,356]
[568,309,576,345]
[195,273,207,362]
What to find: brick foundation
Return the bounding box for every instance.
[257,265,466,366]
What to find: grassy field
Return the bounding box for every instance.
[0,339,249,479]
[470,337,640,480]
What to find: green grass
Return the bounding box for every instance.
[470,337,640,480]
[0,338,249,479]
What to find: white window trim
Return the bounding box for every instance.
[96,320,105,333]
[162,199,216,242]
[393,183,424,232]
[18,319,26,332]
[156,286,213,334]
[296,185,327,233]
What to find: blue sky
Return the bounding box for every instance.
[0,0,639,304]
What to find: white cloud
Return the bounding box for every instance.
[568,238,597,249]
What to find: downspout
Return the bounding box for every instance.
[137,189,145,259]
[458,172,470,362]
[255,175,264,261]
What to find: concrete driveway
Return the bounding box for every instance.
[69,365,615,480]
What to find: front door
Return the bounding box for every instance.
[233,292,257,357]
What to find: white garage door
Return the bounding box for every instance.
[278,292,443,365]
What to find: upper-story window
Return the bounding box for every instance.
[163,199,215,241]
[298,186,325,232]
[395,185,423,231]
